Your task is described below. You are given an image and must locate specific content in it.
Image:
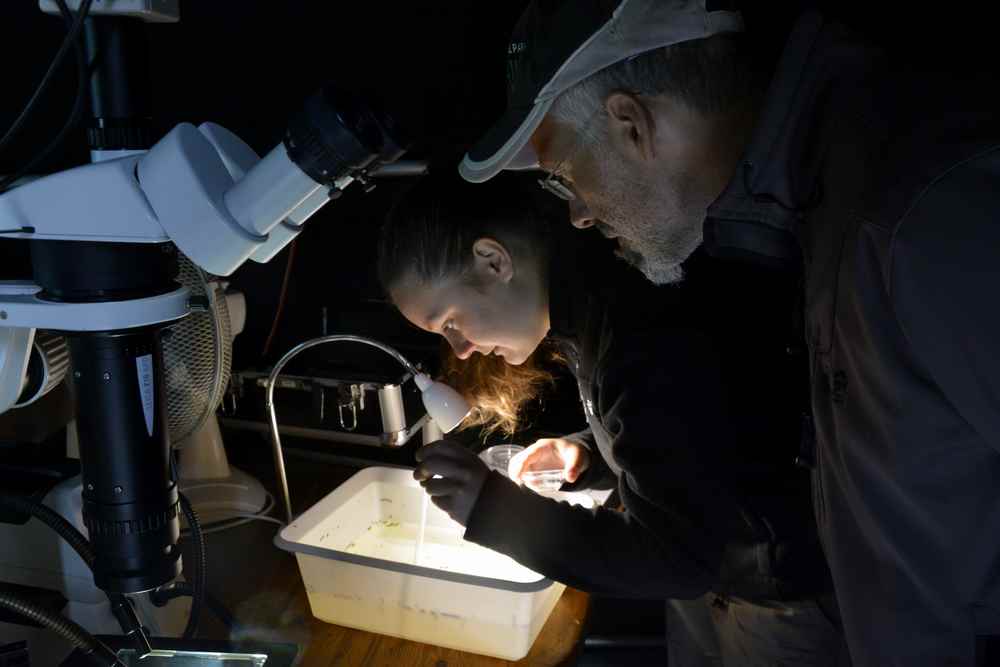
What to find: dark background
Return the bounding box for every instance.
[0,0,991,388]
[0,2,996,662]
[0,0,995,460]
[0,1,524,382]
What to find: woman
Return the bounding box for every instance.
[378,174,846,665]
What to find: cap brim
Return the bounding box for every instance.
[459,98,553,183]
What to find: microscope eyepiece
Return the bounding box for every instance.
[283,87,407,187]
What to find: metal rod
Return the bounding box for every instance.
[283,447,415,472]
[265,335,422,522]
[219,413,428,446]
[583,637,668,648]
[370,160,429,178]
[219,417,382,446]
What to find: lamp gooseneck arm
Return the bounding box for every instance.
[265,335,422,523]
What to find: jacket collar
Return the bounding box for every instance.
[704,11,877,268]
[547,233,594,343]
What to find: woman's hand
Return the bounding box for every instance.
[508,438,591,486]
[414,440,490,526]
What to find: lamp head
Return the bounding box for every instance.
[414,373,471,434]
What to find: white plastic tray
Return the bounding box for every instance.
[275,466,592,660]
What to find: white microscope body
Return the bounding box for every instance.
[0,46,413,661]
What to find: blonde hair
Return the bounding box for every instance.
[440,342,562,437]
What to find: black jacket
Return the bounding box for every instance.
[705,12,1000,666]
[465,234,831,601]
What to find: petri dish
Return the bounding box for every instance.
[520,469,565,493]
[479,444,525,478]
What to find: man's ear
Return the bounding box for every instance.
[604,91,656,163]
[471,237,514,284]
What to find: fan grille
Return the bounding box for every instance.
[162,254,233,445]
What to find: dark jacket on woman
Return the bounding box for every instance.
[465,232,831,602]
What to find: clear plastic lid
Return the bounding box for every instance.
[478,444,525,478]
[519,469,565,493]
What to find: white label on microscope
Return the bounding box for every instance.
[136,354,154,437]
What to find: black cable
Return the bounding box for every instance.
[0,493,95,567]
[0,592,122,666]
[148,582,242,634]
[0,493,156,655]
[178,492,207,640]
[0,0,94,158]
[0,0,92,194]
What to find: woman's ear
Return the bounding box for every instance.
[471,237,514,284]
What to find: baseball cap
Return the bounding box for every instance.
[459,0,744,183]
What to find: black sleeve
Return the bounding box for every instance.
[561,427,616,491]
[463,327,737,599]
[842,155,1000,660]
[892,160,1000,453]
[464,471,714,599]
[591,327,743,583]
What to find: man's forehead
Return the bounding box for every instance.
[502,113,579,174]
[528,114,563,168]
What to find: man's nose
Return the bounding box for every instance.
[569,197,596,229]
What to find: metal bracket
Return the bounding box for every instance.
[0,281,190,331]
[336,384,366,432]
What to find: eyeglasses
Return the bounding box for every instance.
[538,170,576,201]
[538,163,577,201]
[537,110,603,202]
[537,131,586,201]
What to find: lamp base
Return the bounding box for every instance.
[178,466,270,527]
[177,415,269,527]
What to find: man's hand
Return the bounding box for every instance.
[508,438,591,486]
[413,440,490,526]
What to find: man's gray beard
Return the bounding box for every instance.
[614,238,685,285]
[595,147,701,286]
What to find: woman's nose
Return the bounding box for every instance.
[569,197,596,229]
[445,330,476,359]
